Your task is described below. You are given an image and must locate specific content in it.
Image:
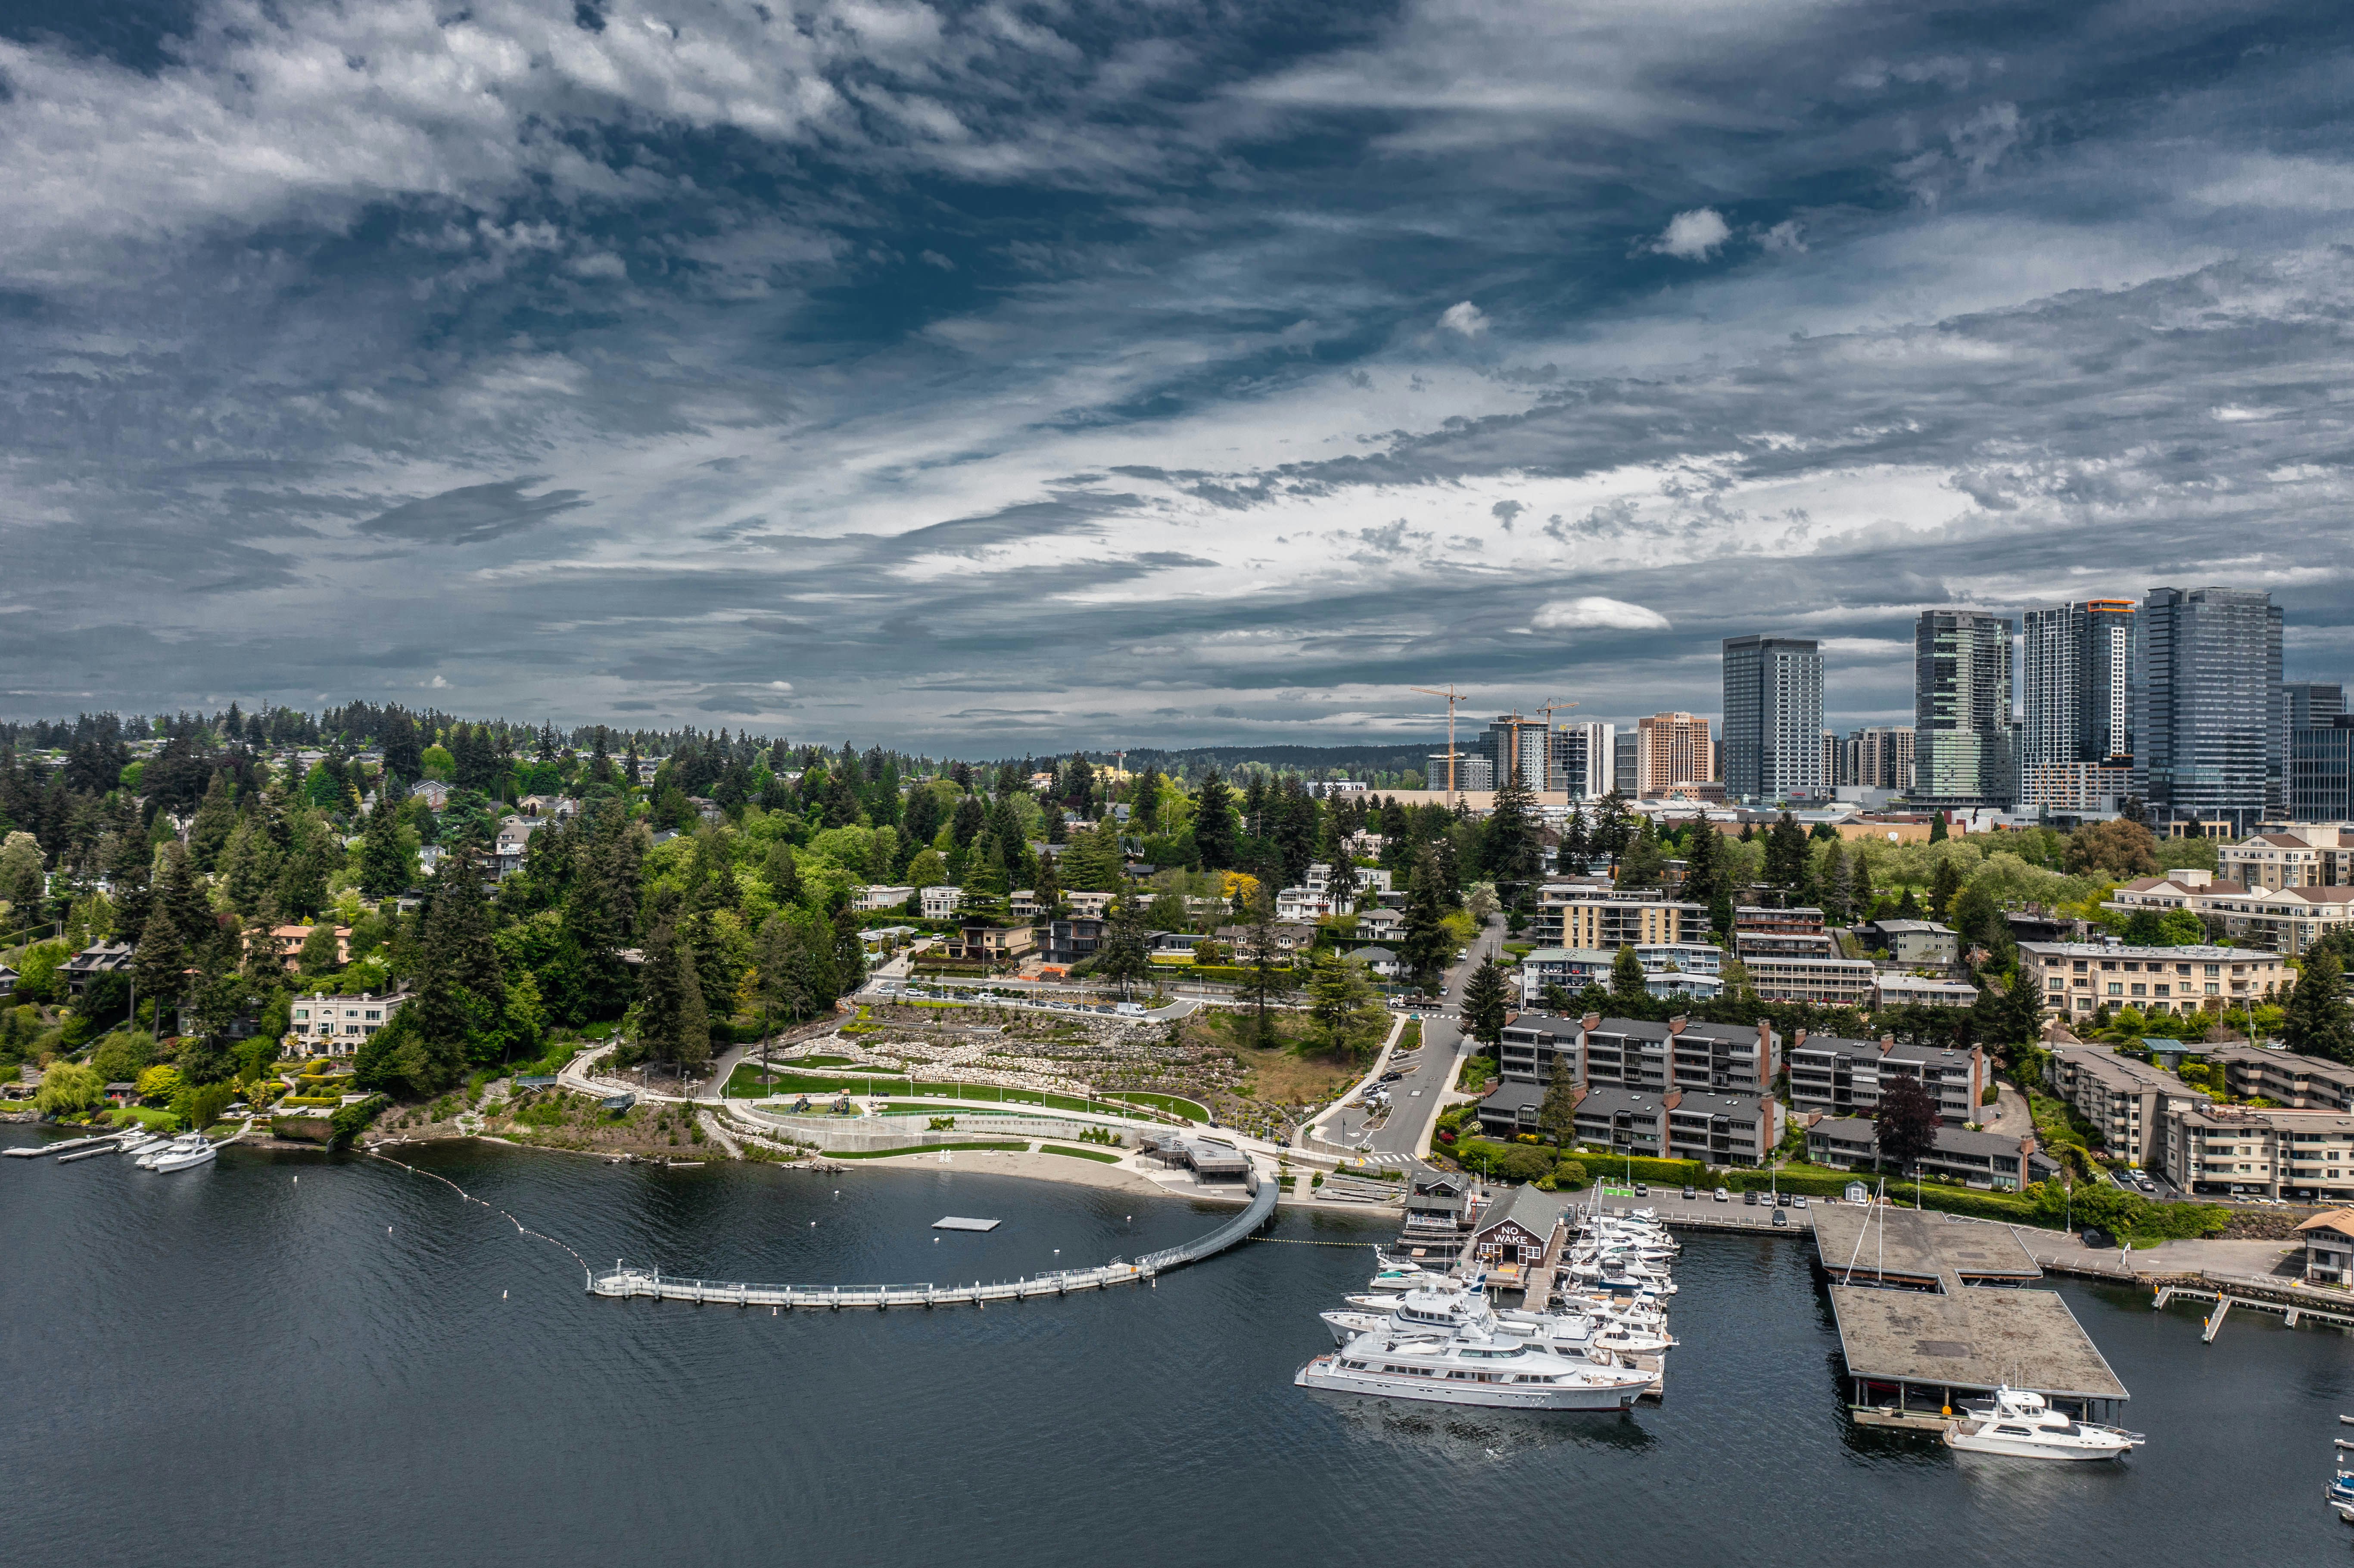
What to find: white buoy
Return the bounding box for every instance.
[387,1225,392,1234]
[502,1290,507,1299]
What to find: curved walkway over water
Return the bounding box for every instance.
[589,1167,1278,1311]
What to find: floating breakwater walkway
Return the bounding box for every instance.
[590,1167,1278,1311]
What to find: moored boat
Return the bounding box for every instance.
[1943,1387,2143,1461]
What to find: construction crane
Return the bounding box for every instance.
[1411,684,1467,804]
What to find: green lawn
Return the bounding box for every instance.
[828,1141,1029,1159]
[1040,1144,1123,1164]
[1102,1090,1209,1121]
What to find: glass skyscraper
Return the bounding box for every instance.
[1913,609,2016,806]
[2136,586,2282,834]
[2021,599,2137,766]
[1721,635,1824,803]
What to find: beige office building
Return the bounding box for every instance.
[1634,712,1714,799]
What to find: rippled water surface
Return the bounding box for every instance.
[4,1127,2348,1567]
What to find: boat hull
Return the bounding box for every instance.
[1943,1427,2133,1461]
[1295,1356,1638,1411]
[145,1145,219,1173]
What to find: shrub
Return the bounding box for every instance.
[1552,1157,1588,1190]
[328,1094,389,1148]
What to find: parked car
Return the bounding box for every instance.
[1776,1192,1792,1207]
[1792,1195,1809,1209]
[1741,1189,1759,1206]
[1634,1182,1649,1197]
[1681,1185,1696,1200]
[1713,1186,1730,1202]
[1771,1208,1789,1228]
[1379,1071,1404,1083]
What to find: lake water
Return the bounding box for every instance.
[4,1126,2348,1567]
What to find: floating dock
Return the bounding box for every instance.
[594,1166,1277,1310]
[933,1216,1001,1232]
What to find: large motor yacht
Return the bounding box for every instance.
[1942,1387,2143,1461]
[1296,1328,1654,1410]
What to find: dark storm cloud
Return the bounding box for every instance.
[357,479,593,547]
[3,0,2354,740]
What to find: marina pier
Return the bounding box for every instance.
[590,1164,1278,1310]
[1816,1206,2130,1431]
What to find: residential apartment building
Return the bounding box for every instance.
[2019,940,2286,1019]
[2138,585,2284,834]
[1537,892,1708,949]
[1786,1033,1989,1123]
[1722,635,1825,804]
[2208,1046,2354,1112]
[1666,1092,1783,1167]
[1492,1011,1779,1098]
[1427,750,1493,793]
[2044,1044,2210,1169]
[1857,918,1959,968]
[1739,953,1878,1006]
[2100,870,2354,955]
[2021,598,2137,773]
[1871,974,1980,1008]
[2018,761,2135,816]
[1838,725,1915,793]
[2223,826,2354,890]
[1517,944,1722,1006]
[1548,721,1616,799]
[1476,713,1552,790]
[1805,1117,2049,1190]
[1633,712,1714,800]
[941,923,1035,962]
[919,884,964,920]
[1569,1086,1674,1159]
[1914,607,2017,808]
[288,991,408,1057]
[2159,1102,2354,1202]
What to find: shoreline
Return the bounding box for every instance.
[347,1123,1404,1214]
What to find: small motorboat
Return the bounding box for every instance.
[1943,1386,2143,1462]
[138,1134,218,1173]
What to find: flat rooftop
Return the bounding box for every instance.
[1812,1205,2042,1287]
[1827,1285,2128,1402]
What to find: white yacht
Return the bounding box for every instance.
[1297,1328,1654,1410]
[1943,1387,2143,1461]
[138,1134,218,1173]
[1365,1265,1459,1294]
[114,1131,162,1158]
[1590,1321,1677,1356]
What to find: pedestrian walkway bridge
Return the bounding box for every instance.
[590,1166,1277,1311]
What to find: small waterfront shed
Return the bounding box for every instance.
[2299,1210,2354,1287]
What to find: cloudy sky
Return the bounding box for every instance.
[4,0,2353,747]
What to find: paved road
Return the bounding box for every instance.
[1359,916,1504,1161]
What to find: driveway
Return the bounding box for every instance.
[1363,914,1505,1162]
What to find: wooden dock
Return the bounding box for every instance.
[2155,1274,2354,1338]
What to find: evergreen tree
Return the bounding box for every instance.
[1399,850,1451,993]
[1233,888,1295,1046]
[1305,947,1373,1051]
[1610,943,1648,1004]
[1558,804,1590,875]
[2284,950,2354,1064]
[1539,1061,1581,1144]
[1592,788,1633,862]
[1461,958,1509,1049]
[764,841,803,907]
[1033,852,1065,919]
[1482,770,1543,891]
[1096,895,1152,997]
[132,901,187,1032]
[1763,811,1810,892]
[1618,817,1667,890]
[1193,771,1238,870]
[1818,840,1848,923]
[632,916,710,1070]
[357,792,413,897]
[1680,821,1722,909]
[1929,812,1949,843]
[412,853,507,1064]
[1927,857,1964,922]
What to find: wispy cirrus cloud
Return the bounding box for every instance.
[3,0,2354,744]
